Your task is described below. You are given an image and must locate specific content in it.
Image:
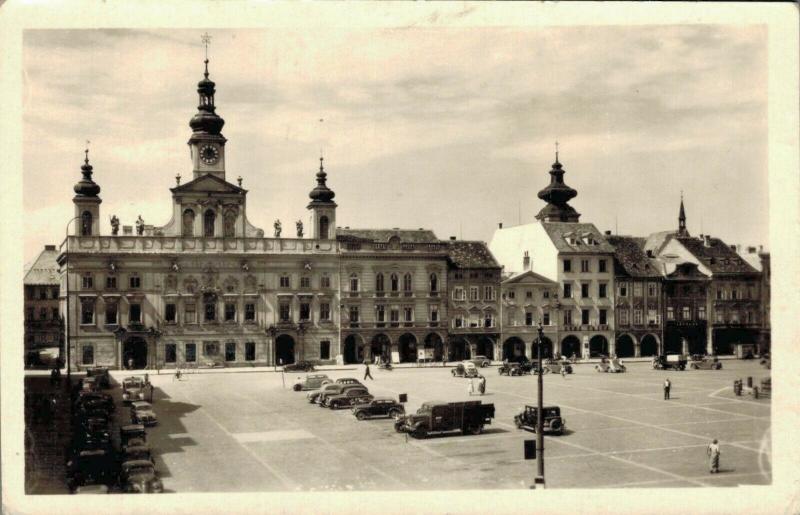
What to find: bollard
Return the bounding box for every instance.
[747,376,753,388]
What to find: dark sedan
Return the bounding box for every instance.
[352,397,405,420]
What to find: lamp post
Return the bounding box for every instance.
[63,216,81,380]
[535,322,545,488]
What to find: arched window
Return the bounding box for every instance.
[223,210,236,238]
[375,273,384,292]
[319,216,329,240]
[203,209,216,237]
[403,273,412,292]
[80,211,93,236]
[182,209,195,237]
[349,273,359,296]
[429,273,438,293]
[390,273,399,292]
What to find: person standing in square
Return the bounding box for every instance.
[664,378,671,400]
[707,439,721,473]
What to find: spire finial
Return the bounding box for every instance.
[84,140,90,164]
[680,189,684,202]
[319,155,324,173]
[555,140,559,163]
[201,32,212,78]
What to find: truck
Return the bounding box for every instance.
[393,400,495,438]
[652,354,687,371]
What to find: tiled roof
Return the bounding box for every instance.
[540,222,615,253]
[336,228,439,243]
[606,235,662,278]
[677,236,760,275]
[24,246,60,285]
[503,269,558,285]
[446,241,500,269]
[643,230,676,256]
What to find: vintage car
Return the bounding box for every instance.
[122,376,147,403]
[324,388,373,409]
[514,405,566,435]
[120,424,147,452]
[130,401,158,426]
[122,444,155,465]
[466,355,492,368]
[652,354,687,371]
[498,362,529,376]
[760,354,771,369]
[85,367,111,389]
[80,376,99,391]
[314,382,366,405]
[120,460,163,493]
[66,449,116,493]
[283,360,316,372]
[596,357,626,373]
[292,374,331,392]
[451,362,481,378]
[74,417,112,448]
[306,378,362,402]
[74,401,114,421]
[75,390,115,410]
[543,360,574,374]
[395,400,495,438]
[689,355,722,370]
[352,397,406,420]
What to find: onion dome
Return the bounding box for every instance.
[535,152,580,222]
[73,149,101,197]
[308,157,336,204]
[189,58,225,135]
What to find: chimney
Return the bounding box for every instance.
[704,235,711,247]
[450,236,456,241]
[747,246,757,254]
[605,230,611,235]
[498,222,503,229]
[522,251,531,271]
[729,244,737,252]
[759,245,763,252]
[44,244,56,251]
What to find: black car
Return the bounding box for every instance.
[85,367,111,389]
[119,460,163,493]
[283,360,316,372]
[66,449,116,492]
[352,397,405,420]
[514,405,566,435]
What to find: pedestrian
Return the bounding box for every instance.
[664,378,671,400]
[478,375,486,395]
[364,362,373,381]
[707,439,721,473]
[561,365,567,379]
[467,377,475,396]
[50,368,59,387]
[128,357,134,370]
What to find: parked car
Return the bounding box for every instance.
[315,383,366,406]
[451,362,480,378]
[292,374,331,392]
[352,397,405,420]
[652,354,687,371]
[75,391,115,411]
[119,460,163,493]
[283,360,316,372]
[324,388,373,409]
[689,355,722,370]
[498,362,529,376]
[66,449,116,492]
[596,357,626,373]
[120,424,147,452]
[121,444,155,465]
[74,417,112,448]
[130,401,158,426]
[394,400,495,438]
[467,355,492,368]
[543,360,574,374]
[122,377,147,403]
[85,367,111,389]
[514,405,566,435]
[80,376,99,392]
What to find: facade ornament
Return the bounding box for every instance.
[296,220,304,238]
[274,219,282,237]
[110,215,120,235]
[108,261,117,273]
[303,262,312,271]
[135,215,145,235]
[171,261,180,272]
[241,261,250,272]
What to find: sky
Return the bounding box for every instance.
[22,25,768,264]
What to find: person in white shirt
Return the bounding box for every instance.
[707,439,721,473]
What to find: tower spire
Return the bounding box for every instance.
[678,191,688,236]
[535,144,580,223]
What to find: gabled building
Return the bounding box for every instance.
[445,240,501,361]
[500,263,559,360]
[24,245,62,366]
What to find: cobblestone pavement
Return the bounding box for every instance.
[103,360,770,492]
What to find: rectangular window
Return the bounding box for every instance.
[599,309,607,325]
[429,305,439,322]
[454,315,464,328]
[299,302,311,321]
[129,303,141,323]
[165,343,177,364]
[376,305,386,322]
[185,302,196,323]
[634,309,643,325]
[225,342,236,362]
[38,288,47,300]
[543,290,550,299]
[484,286,495,301]
[349,276,359,292]
[618,283,627,297]
[403,307,413,322]
[715,310,725,323]
[682,306,692,321]
[225,302,236,322]
[319,302,330,321]
[51,288,58,300]
[716,288,723,300]
[469,313,479,328]
[320,340,331,360]
[25,307,33,321]
[300,276,311,289]
[106,276,117,290]
[204,302,216,322]
[390,308,399,324]
[507,290,515,300]
[525,312,533,326]
[82,345,94,365]
[581,283,589,298]
[105,302,118,325]
[349,306,360,324]
[185,343,197,363]
[165,303,177,323]
[563,259,572,272]
[563,310,572,326]
[647,309,658,324]
[648,283,657,297]
[667,306,675,321]
[82,274,94,289]
[81,300,94,325]
[543,311,550,325]
[731,289,739,300]
[280,275,290,288]
[279,303,291,322]
[52,307,59,320]
[129,274,141,289]
[453,287,465,301]
[730,310,740,323]
[633,282,643,297]
[599,283,607,298]
[563,283,572,298]
[619,309,629,326]
[245,342,256,361]
[320,275,331,289]
[598,259,607,273]
[581,309,590,325]
[40,307,48,320]
[581,259,590,273]
[484,313,494,328]
[245,303,256,321]
[698,306,706,320]
[470,287,479,301]
[526,291,533,299]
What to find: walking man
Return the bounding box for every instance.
[664,378,671,400]
[364,362,374,381]
[707,439,721,473]
[478,375,486,395]
[560,365,567,379]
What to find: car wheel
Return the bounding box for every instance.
[413,427,428,439]
[293,384,302,391]
[329,402,337,409]
[356,411,367,420]
[481,362,488,368]
[394,421,404,433]
[467,425,482,435]
[388,408,402,420]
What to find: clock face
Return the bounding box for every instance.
[199,144,220,165]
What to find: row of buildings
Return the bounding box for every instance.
[24,53,770,370]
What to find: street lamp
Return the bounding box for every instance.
[535,322,545,488]
[63,216,81,380]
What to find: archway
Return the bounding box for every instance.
[561,335,581,359]
[664,328,683,355]
[589,335,609,358]
[398,333,417,363]
[275,334,295,365]
[503,337,526,362]
[370,334,391,363]
[641,334,659,357]
[424,333,444,361]
[123,337,148,369]
[532,336,553,359]
[476,336,494,360]
[449,338,469,361]
[343,334,364,364]
[616,334,635,358]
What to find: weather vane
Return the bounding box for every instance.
[85,139,90,162]
[201,32,212,60]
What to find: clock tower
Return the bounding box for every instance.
[188,45,227,181]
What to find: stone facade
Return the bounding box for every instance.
[500,269,559,360]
